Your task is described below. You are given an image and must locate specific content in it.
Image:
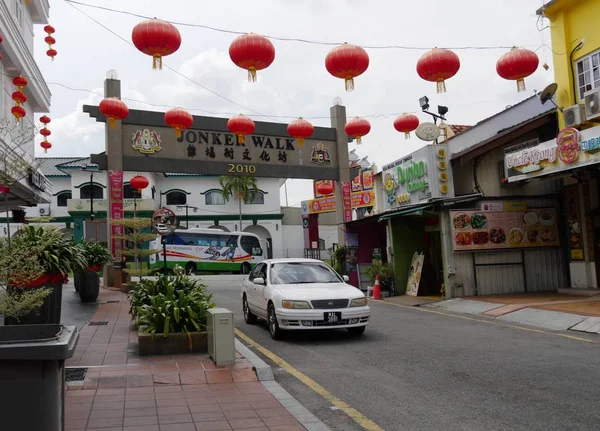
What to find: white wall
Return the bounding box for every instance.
[281,224,336,259]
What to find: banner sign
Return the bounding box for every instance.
[108,170,124,259]
[342,182,352,222]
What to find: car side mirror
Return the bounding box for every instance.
[253,277,265,285]
[342,275,350,282]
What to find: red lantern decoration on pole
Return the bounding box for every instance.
[164,107,193,138]
[344,117,371,145]
[393,114,420,139]
[229,33,275,82]
[99,97,129,128]
[416,48,461,93]
[325,43,369,91]
[11,75,27,122]
[43,25,56,60]
[496,47,539,93]
[40,141,52,154]
[227,114,255,144]
[287,118,314,148]
[131,19,182,70]
[316,181,334,196]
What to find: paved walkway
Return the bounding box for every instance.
[65,287,308,431]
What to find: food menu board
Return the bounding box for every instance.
[450,208,560,252]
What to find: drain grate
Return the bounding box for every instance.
[98,300,120,304]
[66,368,88,382]
[89,321,108,326]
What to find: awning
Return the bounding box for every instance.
[377,193,482,222]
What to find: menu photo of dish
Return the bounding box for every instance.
[451,207,559,252]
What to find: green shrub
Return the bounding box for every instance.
[81,240,113,268]
[331,245,347,275]
[364,263,395,289]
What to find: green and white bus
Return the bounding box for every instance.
[149,228,266,274]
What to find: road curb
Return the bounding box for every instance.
[235,338,331,431]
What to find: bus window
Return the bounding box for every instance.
[222,235,238,248]
[241,236,262,256]
[166,233,196,245]
[196,235,212,246]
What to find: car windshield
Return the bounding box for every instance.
[270,262,342,285]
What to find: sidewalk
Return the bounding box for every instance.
[63,286,322,431]
[422,292,600,335]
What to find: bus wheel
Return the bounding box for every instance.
[185,262,196,275]
[241,262,250,275]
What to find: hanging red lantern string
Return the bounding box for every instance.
[496,47,539,93]
[344,117,371,145]
[43,25,57,60]
[394,114,420,139]
[40,141,52,154]
[287,118,314,148]
[164,107,193,138]
[11,75,27,122]
[132,19,181,70]
[316,181,334,196]
[416,48,461,93]
[99,97,129,128]
[325,43,369,91]
[227,114,255,144]
[129,175,149,193]
[229,33,275,82]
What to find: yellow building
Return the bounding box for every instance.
[537,0,600,129]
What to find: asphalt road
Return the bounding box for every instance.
[202,275,600,431]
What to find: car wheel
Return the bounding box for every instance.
[241,262,251,275]
[268,304,283,340]
[347,326,366,336]
[243,295,257,325]
[185,262,196,275]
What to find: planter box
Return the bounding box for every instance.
[121,282,136,294]
[138,330,207,356]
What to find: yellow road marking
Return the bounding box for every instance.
[235,328,384,431]
[372,299,600,344]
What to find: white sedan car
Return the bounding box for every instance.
[241,258,371,339]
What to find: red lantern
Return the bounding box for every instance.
[43,25,55,35]
[129,175,149,192]
[44,36,55,47]
[39,115,51,125]
[12,75,27,91]
[40,141,52,154]
[11,106,25,122]
[47,49,57,61]
[416,48,460,93]
[164,107,193,138]
[287,118,314,148]
[40,128,51,138]
[229,33,275,82]
[344,117,371,145]
[325,43,369,91]
[0,35,3,43]
[496,47,539,93]
[12,91,26,105]
[394,114,420,139]
[99,97,129,128]
[227,115,255,144]
[131,19,181,70]
[317,181,334,196]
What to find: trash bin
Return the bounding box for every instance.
[0,324,79,431]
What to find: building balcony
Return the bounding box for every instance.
[28,0,51,24]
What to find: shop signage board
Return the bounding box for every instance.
[504,125,600,183]
[108,170,124,259]
[342,182,352,222]
[406,252,424,296]
[450,206,560,252]
[382,144,454,211]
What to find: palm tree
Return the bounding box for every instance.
[219,176,259,231]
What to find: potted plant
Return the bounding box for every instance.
[79,241,113,303]
[331,245,347,276]
[129,269,216,355]
[364,263,395,295]
[0,236,53,325]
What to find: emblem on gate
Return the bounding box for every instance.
[310,142,332,165]
[132,129,162,154]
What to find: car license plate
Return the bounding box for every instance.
[324,312,342,323]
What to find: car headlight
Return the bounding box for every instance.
[349,297,368,307]
[282,300,311,309]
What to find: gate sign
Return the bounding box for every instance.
[85,107,341,180]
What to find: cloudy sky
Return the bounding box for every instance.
[35,0,553,206]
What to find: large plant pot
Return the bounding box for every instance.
[0,324,79,431]
[73,272,84,293]
[79,271,100,303]
[47,281,64,325]
[2,286,52,325]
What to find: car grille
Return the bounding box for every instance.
[311,299,349,309]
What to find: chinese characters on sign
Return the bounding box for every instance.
[109,170,124,259]
[342,182,352,223]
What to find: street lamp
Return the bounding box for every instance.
[419,95,449,125]
[82,163,100,221]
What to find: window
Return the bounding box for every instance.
[165,233,197,245]
[56,191,71,207]
[166,191,187,206]
[248,263,264,282]
[244,191,264,205]
[576,50,600,101]
[270,262,342,285]
[240,235,262,256]
[123,184,141,199]
[80,184,103,200]
[14,0,23,28]
[205,190,225,205]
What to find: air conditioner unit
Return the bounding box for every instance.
[563,104,587,127]
[38,207,50,216]
[584,88,600,122]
